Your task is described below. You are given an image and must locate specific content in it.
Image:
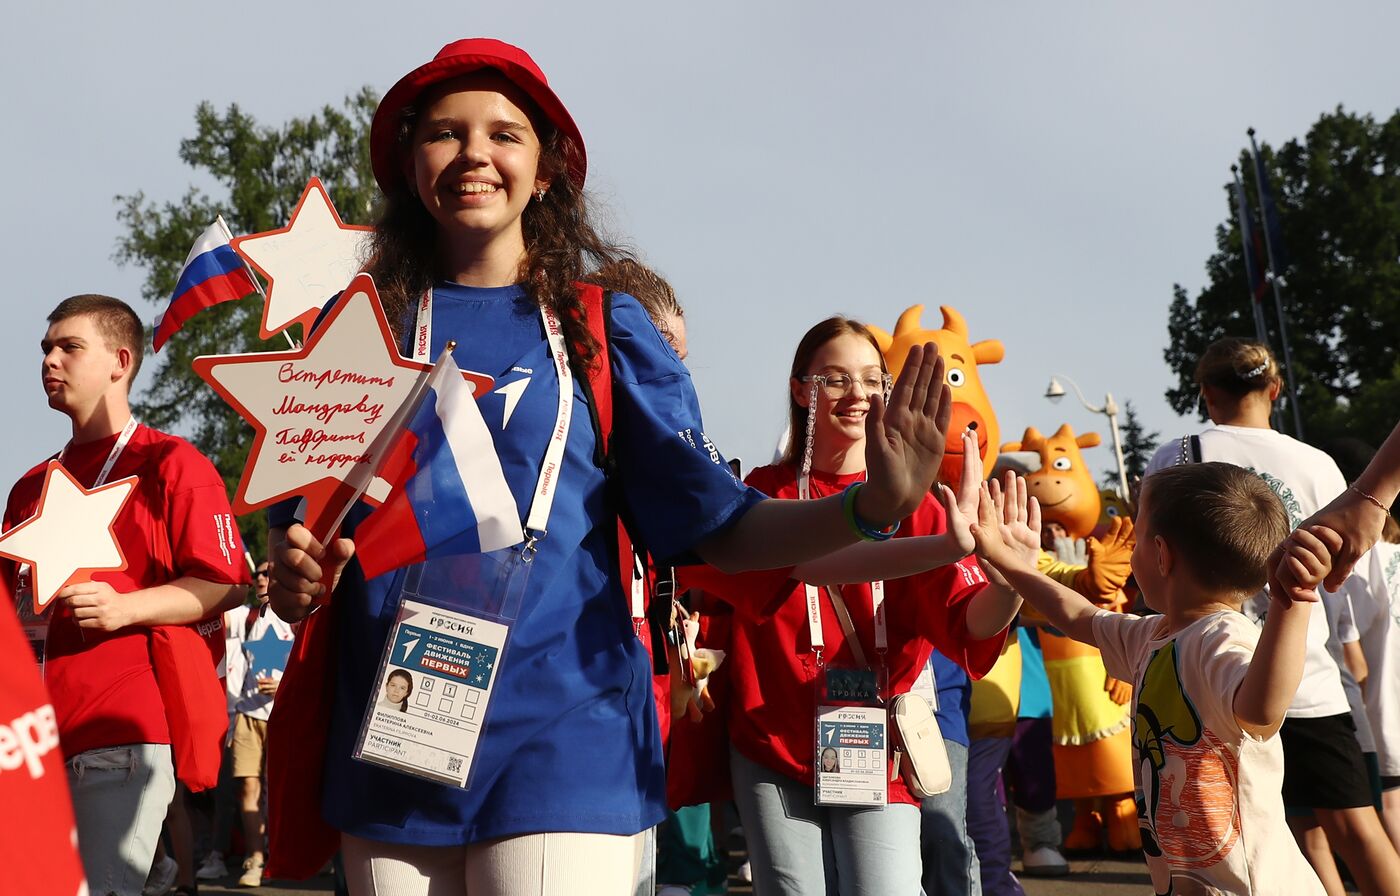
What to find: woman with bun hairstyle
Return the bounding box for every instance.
[267,39,954,896]
[682,317,1039,894]
[1144,337,1400,896]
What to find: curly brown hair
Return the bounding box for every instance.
[363,96,627,373]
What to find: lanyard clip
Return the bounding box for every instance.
[521,529,545,563]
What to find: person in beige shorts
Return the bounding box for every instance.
[230,563,294,887]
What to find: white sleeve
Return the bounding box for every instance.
[1092,611,1152,681]
[1143,440,1183,479]
[1196,615,1260,738]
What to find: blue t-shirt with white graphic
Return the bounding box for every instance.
[273,283,762,845]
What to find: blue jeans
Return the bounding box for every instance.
[920,741,981,895]
[68,743,176,896]
[731,747,922,895]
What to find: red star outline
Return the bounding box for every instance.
[0,461,137,614]
[232,176,374,340]
[193,273,493,537]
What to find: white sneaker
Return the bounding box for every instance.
[737,859,752,883]
[196,850,228,881]
[142,855,178,896]
[1020,845,1070,877]
[238,856,265,888]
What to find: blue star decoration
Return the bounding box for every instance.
[243,625,293,679]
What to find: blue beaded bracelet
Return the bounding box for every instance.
[841,482,899,542]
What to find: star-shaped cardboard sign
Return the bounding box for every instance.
[0,461,137,614]
[232,177,374,340]
[193,273,493,538]
[243,624,293,679]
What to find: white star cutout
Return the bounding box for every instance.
[192,274,493,539]
[0,461,136,613]
[232,177,374,339]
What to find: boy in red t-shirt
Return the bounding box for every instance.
[1,295,249,896]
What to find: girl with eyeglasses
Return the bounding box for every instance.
[682,317,1039,894]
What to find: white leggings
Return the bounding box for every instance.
[342,831,645,896]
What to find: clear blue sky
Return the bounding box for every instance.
[3,1,1397,491]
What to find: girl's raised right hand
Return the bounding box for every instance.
[858,343,952,528]
[269,523,356,622]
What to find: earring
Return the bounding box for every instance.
[535,188,547,202]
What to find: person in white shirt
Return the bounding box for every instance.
[1144,337,1400,896]
[1352,517,1400,854]
[972,460,1330,895]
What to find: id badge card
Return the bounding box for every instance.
[353,548,529,789]
[814,666,887,807]
[15,563,47,665]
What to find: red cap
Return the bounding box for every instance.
[370,38,586,193]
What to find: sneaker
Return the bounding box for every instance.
[1020,845,1070,877]
[736,859,752,883]
[238,857,265,888]
[195,851,228,881]
[656,887,692,896]
[143,855,178,896]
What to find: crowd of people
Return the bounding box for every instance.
[5,35,1400,896]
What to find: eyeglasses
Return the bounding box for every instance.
[800,372,893,401]
[255,568,270,579]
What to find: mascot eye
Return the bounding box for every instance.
[1051,457,1072,471]
[1105,506,1121,517]
[947,368,966,388]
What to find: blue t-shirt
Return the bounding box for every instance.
[929,648,970,748]
[273,283,762,845]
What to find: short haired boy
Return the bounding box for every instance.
[0,296,248,896]
[971,462,1330,895]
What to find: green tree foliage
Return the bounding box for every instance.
[114,89,379,558]
[1165,107,1400,452]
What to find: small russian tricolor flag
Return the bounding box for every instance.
[355,353,521,581]
[153,216,257,351]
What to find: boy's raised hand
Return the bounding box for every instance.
[987,472,1042,569]
[860,343,952,527]
[971,482,1019,571]
[1268,525,1342,605]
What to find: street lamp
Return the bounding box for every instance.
[1044,375,1129,499]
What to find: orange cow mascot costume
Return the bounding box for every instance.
[1003,425,1139,852]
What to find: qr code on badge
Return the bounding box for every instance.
[447,757,463,774]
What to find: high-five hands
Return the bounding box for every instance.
[859,343,952,530]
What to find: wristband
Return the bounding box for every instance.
[1349,483,1389,513]
[842,482,900,542]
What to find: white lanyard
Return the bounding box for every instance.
[59,416,139,488]
[415,290,573,553]
[630,552,646,634]
[797,472,888,660]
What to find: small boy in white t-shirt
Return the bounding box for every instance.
[973,462,1330,895]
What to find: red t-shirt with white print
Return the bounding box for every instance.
[1,424,248,757]
[679,463,1007,805]
[0,588,85,895]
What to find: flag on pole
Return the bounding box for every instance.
[1248,137,1289,274]
[153,217,258,351]
[1232,167,1272,345]
[354,353,521,581]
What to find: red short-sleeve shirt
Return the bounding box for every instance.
[679,464,1008,805]
[1,425,249,757]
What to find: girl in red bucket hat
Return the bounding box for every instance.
[267,38,955,896]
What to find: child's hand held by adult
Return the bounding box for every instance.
[1268,525,1340,605]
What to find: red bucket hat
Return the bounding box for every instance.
[369,38,586,193]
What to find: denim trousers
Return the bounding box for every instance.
[730,747,922,896]
[919,740,981,896]
[67,742,176,896]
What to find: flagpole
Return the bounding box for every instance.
[312,341,457,544]
[1247,129,1306,439]
[216,215,299,351]
[1232,164,1283,431]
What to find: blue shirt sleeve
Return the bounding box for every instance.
[606,293,765,565]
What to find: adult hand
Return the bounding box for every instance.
[269,524,355,622]
[59,580,133,631]
[858,343,952,529]
[937,484,976,557]
[1080,518,1135,600]
[1281,488,1387,591]
[954,429,984,520]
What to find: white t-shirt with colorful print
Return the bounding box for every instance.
[1354,543,1400,777]
[1094,609,1325,896]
